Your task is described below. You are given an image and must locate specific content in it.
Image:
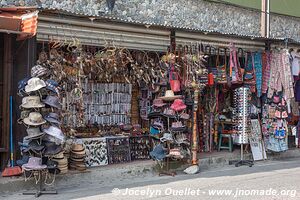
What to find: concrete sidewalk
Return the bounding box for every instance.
[1,148,299,194]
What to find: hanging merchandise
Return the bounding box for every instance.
[267,50,294,100]
[216,49,227,84]
[261,52,271,94]
[229,43,242,84]
[233,87,251,144]
[254,52,263,97]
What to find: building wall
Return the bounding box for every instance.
[2,0,300,40]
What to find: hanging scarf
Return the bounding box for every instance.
[254,52,263,97]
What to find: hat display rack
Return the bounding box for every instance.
[17,63,66,196]
[229,87,254,167]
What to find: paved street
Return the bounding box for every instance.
[2,158,300,200]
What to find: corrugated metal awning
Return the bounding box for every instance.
[37,14,171,52]
[176,31,267,51]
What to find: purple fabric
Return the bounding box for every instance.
[295,80,300,102]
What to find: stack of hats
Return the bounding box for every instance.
[52,152,68,174]
[69,144,86,171]
[16,64,65,175]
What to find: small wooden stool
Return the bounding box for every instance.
[218,134,233,152]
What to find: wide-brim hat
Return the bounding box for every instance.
[16,155,29,166]
[43,95,62,109]
[160,132,174,143]
[23,140,45,152]
[23,157,47,170]
[44,113,61,125]
[21,96,45,109]
[70,157,85,162]
[25,77,46,93]
[44,143,62,156]
[159,90,182,101]
[43,126,65,142]
[153,99,166,107]
[24,128,45,140]
[23,112,46,126]
[171,99,187,112]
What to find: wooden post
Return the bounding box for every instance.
[1,34,12,168]
[192,88,199,165]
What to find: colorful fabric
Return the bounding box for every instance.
[254,52,263,97]
[262,52,271,94]
[267,50,294,100]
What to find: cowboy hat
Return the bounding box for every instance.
[159,90,182,101]
[22,157,47,170]
[43,96,62,109]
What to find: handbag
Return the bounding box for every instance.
[208,73,214,86]
[170,70,181,92]
[150,126,160,135]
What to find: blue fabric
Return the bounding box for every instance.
[150,144,166,161]
[254,53,263,97]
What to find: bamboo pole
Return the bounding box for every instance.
[192,88,199,165]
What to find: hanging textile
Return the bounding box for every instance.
[267,50,294,100]
[261,52,271,94]
[254,52,263,97]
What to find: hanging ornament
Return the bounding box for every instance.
[106,0,116,12]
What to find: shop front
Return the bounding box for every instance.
[8,11,300,194]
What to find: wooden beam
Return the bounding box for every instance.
[1,34,12,169]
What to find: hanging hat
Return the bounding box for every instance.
[153,99,166,108]
[43,95,62,109]
[23,112,46,126]
[25,77,46,93]
[22,157,47,170]
[171,99,187,112]
[160,132,174,143]
[159,90,182,101]
[150,144,166,161]
[18,77,30,93]
[44,113,61,125]
[44,142,62,156]
[23,140,45,152]
[24,127,45,140]
[45,80,60,96]
[21,96,45,109]
[31,65,49,78]
[43,126,65,142]
[16,154,30,166]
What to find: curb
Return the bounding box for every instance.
[1,149,300,194]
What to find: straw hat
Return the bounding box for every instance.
[159,90,182,101]
[71,144,84,152]
[53,152,64,159]
[70,157,84,162]
[54,158,68,166]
